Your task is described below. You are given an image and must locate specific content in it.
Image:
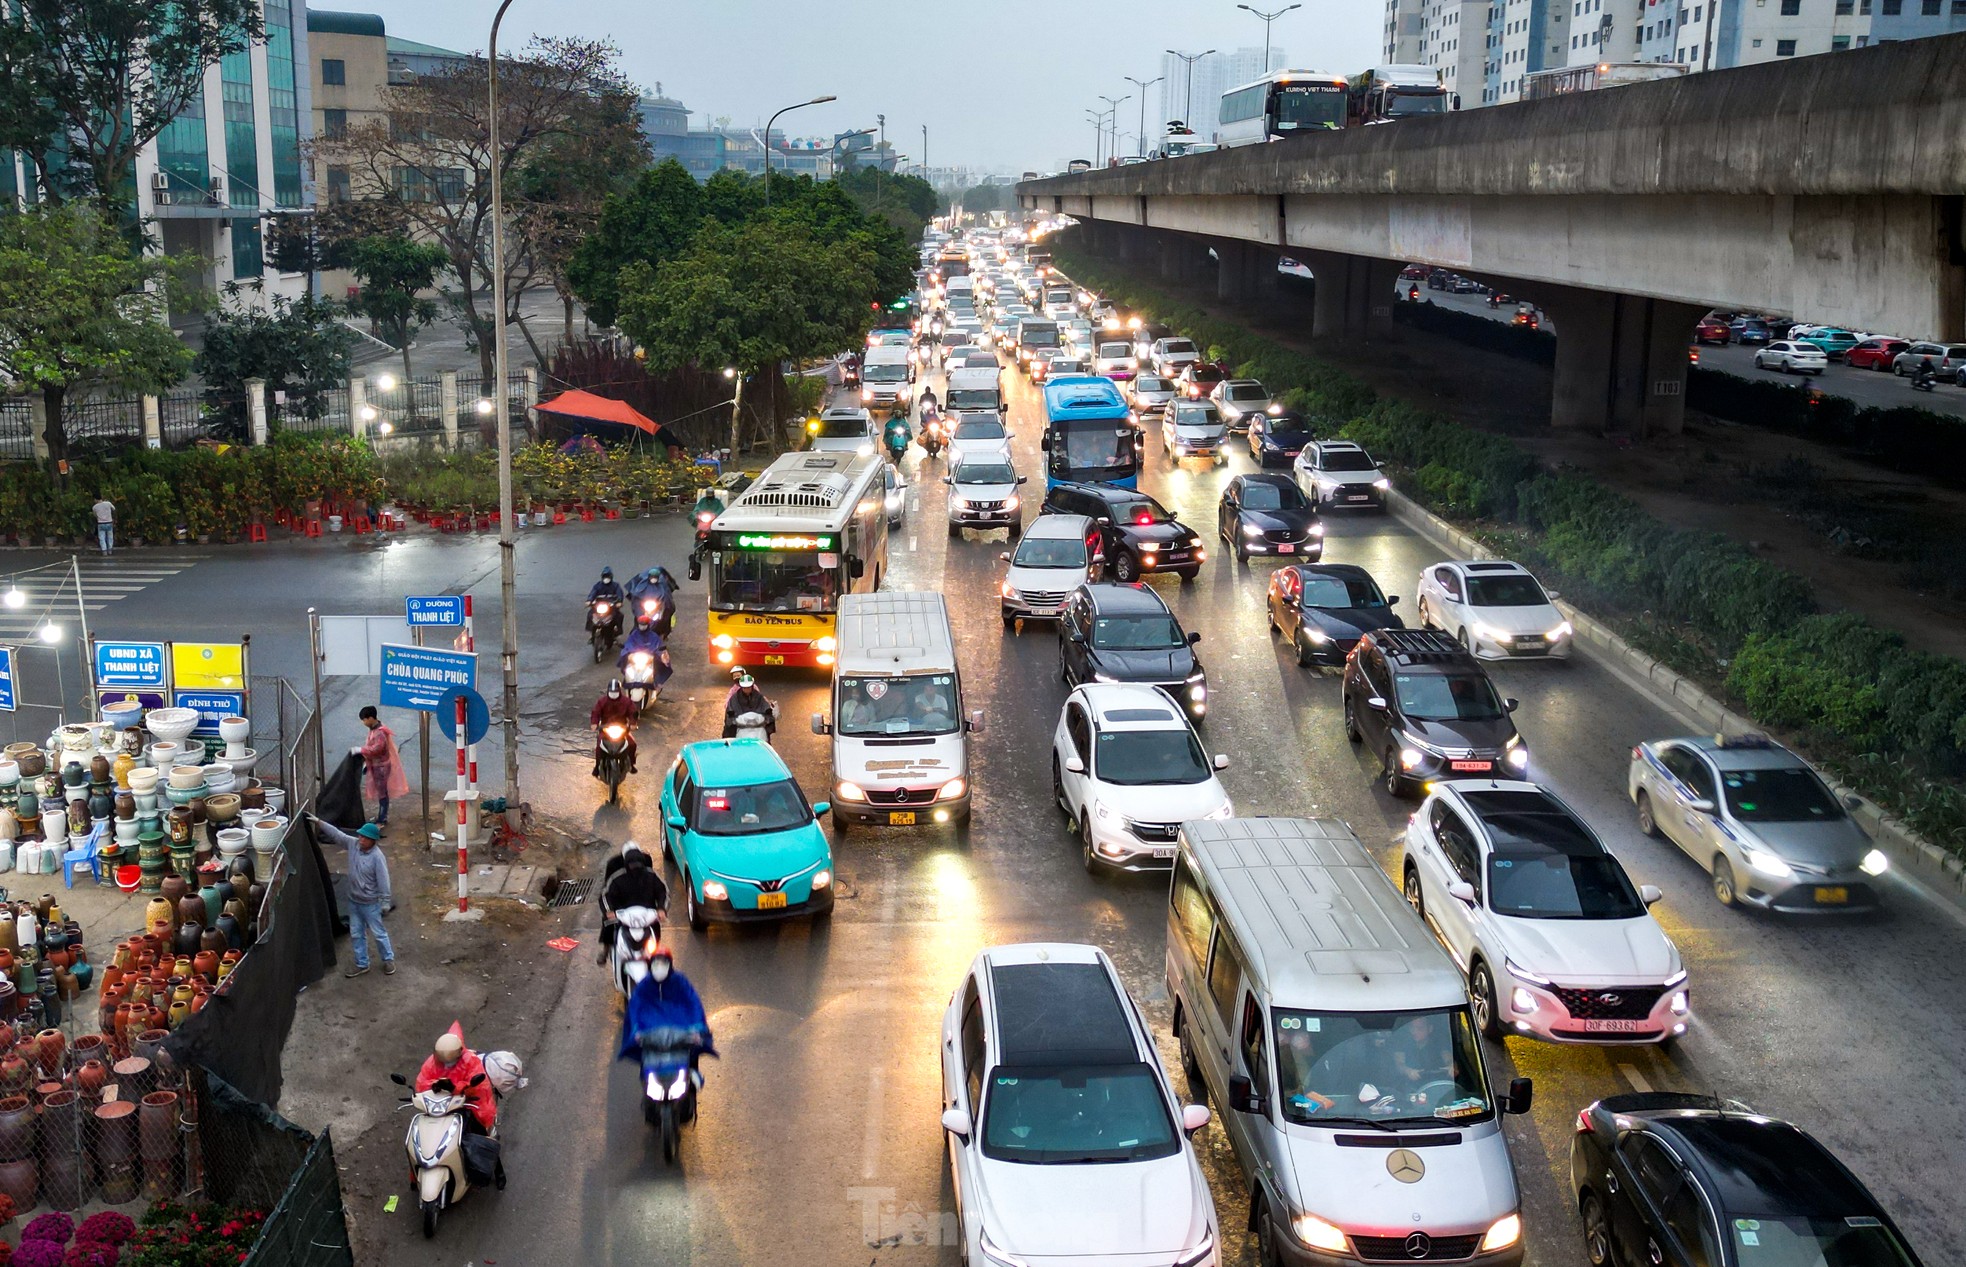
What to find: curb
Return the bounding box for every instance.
[1382,487,1966,914]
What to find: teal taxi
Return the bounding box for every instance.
[660,740,834,930]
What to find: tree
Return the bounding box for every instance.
[345,235,449,384]
[316,36,644,377]
[0,205,193,475]
[566,159,705,328]
[955,182,1006,215]
[511,119,651,346]
[194,293,356,438]
[0,0,264,213]
[833,165,942,242]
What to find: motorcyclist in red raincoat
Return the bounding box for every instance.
[416,1028,498,1135]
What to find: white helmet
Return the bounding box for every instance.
[481,1050,528,1095]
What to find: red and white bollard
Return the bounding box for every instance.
[455,693,469,913]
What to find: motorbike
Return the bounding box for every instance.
[919,409,949,457]
[727,707,776,744]
[637,1029,705,1165]
[634,591,673,638]
[587,599,621,663]
[389,1071,498,1238]
[1912,371,1938,393]
[596,722,633,804]
[883,422,912,464]
[608,903,665,996]
[622,650,662,714]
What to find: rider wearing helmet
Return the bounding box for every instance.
[597,840,669,964]
[416,1028,499,1137]
[618,946,716,1086]
[590,679,639,777]
[586,567,625,637]
[722,671,776,739]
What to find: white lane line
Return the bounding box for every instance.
[1617,1063,1652,1093]
[861,1064,885,1179]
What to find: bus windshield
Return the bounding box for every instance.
[1051,424,1133,476]
[1275,86,1347,130]
[1386,91,1448,116]
[711,550,836,614]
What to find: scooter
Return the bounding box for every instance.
[1912,371,1938,393]
[389,1071,498,1239]
[596,722,632,804]
[919,409,948,457]
[634,591,673,638]
[637,1029,705,1166]
[728,708,775,744]
[622,651,661,714]
[587,599,621,663]
[608,903,665,996]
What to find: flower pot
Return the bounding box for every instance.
[202,793,239,824]
[262,786,286,815]
[143,709,199,745]
[0,1094,31,1161]
[217,717,250,747]
[35,1029,62,1076]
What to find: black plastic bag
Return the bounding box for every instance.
[461,1133,502,1187]
[317,752,367,831]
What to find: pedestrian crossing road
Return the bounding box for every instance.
[0,555,199,645]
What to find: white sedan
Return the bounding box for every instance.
[1208,379,1273,433]
[1416,559,1573,660]
[1053,682,1231,872]
[1753,341,1827,375]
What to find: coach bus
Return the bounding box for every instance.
[1039,375,1140,489]
[1216,70,1349,147]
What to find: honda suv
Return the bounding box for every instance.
[1342,628,1527,797]
[1041,482,1206,582]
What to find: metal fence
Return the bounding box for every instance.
[63,395,145,450]
[250,675,321,818]
[158,391,208,448]
[0,398,32,461]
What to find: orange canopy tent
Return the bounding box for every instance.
[534,389,658,434]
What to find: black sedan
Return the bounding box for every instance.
[1246,409,1314,466]
[1266,563,1402,666]
[1218,474,1322,563]
[1571,1092,1923,1267]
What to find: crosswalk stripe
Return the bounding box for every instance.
[0,558,199,644]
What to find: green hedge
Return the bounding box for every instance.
[1060,243,1966,851]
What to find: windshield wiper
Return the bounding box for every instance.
[1299,1115,1399,1132]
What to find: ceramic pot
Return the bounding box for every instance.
[35,1028,62,1076]
[253,815,286,842]
[112,751,137,791]
[160,874,188,909]
[238,786,265,812]
[139,1089,179,1162]
[238,808,267,832]
[113,791,136,820]
[217,716,250,745]
[192,950,218,980]
[144,896,173,934]
[69,961,90,991]
[89,754,111,783]
[171,924,199,956]
[68,802,90,836]
[218,950,241,980]
[0,757,18,787]
[125,766,158,795]
[262,786,287,815]
[216,827,248,860]
[174,896,201,930]
[203,793,240,823]
[53,969,76,1002]
[215,914,242,950]
[198,926,224,955]
[95,1099,139,1201]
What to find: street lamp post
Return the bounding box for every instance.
[1165,48,1217,131]
[922,124,929,187]
[487,0,521,826]
[1124,75,1163,156]
[1085,109,1111,165]
[1098,94,1129,163]
[830,126,875,176]
[763,94,837,208]
[1237,4,1302,74]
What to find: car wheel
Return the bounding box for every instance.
[1343,694,1362,743]
[1295,631,1314,667]
[1178,568,1199,581]
[1470,959,1502,1040]
[1457,626,1473,654]
[1112,551,1139,582]
[1582,1193,1614,1267]
[1058,640,1071,684]
[1253,1192,1282,1267]
[1080,813,1099,874]
[1416,596,1431,627]
[1052,755,1070,818]
[1235,540,1248,564]
[1175,1005,1207,1094]
[1383,747,1407,799]
[685,872,707,932]
[1009,522,1021,541]
[947,521,960,538]
[1712,856,1740,908]
[1635,791,1659,838]
[831,809,850,835]
[1404,865,1424,918]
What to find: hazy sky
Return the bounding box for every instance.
[342,0,1383,172]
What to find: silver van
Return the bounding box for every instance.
[1166,817,1532,1267]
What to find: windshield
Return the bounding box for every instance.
[689,780,813,836]
[1172,403,1223,430]
[1110,496,1171,525]
[1054,426,1132,473]
[1385,91,1449,116]
[1012,535,1088,568]
[1273,1008,1491,1125]
[1725,1215,1917,1267]
[1466,574,1550,607]
[1091,614,1184,650]
[711,550,836,614]
[864,363,910,384]
[1394,672,1508,722]
[953,462,1016,487]
[1239,482,1307,511]
[981,1063,1179,1164]
[1098,343,1132,359]
[1050,359,1089,373]
[946,389,1001,412]
[835,673,960,737]
[1135,376,1173,393]
[813,417,871,438]
[1482,808,1645,918]
[1320,450,1378,472]
[1299,573,1387,608]
[1720,766,1845,823]
[954,418,1007,440]
[1022,326,1060,348]
[1275,85,1348,130]
[1267,422,1314,444]
[1226,384,1268,402]
[1161,339,1197,355]
[1096,728,1211,785]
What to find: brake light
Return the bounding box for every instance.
[1631,746,1641,760]
[1576,1108,1594,1135]
[704,796,729,811]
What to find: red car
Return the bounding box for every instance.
[1178,362,1229,399]
[1694,316,1730,345]
[1846,337,1910,371]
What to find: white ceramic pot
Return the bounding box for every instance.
[114,819,140,844]
[239,809,267,831]
[126,767,159,794]
[262,787,286,815]
[216,827,250,857]
[203,768,236,794]
[0,810,14,842]
[146,741,181,767]
[100,700,144,732]
[215,748,258,777]
[167,767,205,791]
[217,716,250,746]
[59,725,93,753]
[252,816,286,843]
[144,708,200,744]
[0,758,18,786]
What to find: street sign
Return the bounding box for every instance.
[378,643,477,712]
[94,642,169,690]
[318,616,413,678]
[0,646,13,712]
[406,596,466,627]
[172,642,245,691]
[174,689,247,736]
[435,686,490,746]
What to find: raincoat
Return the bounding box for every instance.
[360,722,409,802]
[417,1030,498,1132]
[616,969,715,1063]
[617,625,674,689]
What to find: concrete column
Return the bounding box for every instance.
[1542,289,1703,434]
[1216,240,1255,302]
[141,396,162,450]
[1302,251,1401,340]
[440,370,460,450]
[1115,224,1150,265]
[348,377,369,439]
[246,378,268,446]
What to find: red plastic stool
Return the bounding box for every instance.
[579,507,595,523]
[247,522,268,543]
[352,514,372,534]
[551,510,567,526]
[304,519,321,538]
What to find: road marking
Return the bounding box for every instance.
[0,557,199,641]
[1617,1063,1652,1093]
[861,1064,885,1179]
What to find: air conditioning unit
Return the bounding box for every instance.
[150,171,170,190]
[205,178,223,207]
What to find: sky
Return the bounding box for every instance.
[340,0,1384,173]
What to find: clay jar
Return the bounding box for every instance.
[35,1028,62,1076]
[89,754,111,784]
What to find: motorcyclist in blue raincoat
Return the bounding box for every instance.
[626,566,680,637]
[617,949,716,1081]
[617,617,675,691]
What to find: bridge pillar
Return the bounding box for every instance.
[1216,240,1255,302]
[1542,289,1704,434]
[1303,251,1400,340]
[1115,224,1151,265]
[1156,232,1212,285]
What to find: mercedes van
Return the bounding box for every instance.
[1166,817,1532,1267]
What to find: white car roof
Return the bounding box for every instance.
[1447,559,1533,577]
[1022,512,1091,541]
[1074,682,1190,731]
[1313,439,1366,452]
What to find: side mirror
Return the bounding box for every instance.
[389,1072,409,1086]
[1547,589,1561,600]
[1227,1073,1265,1115]
[1504,698,1519,713]
[1096,516,1111,526]
[810,713,831,736]
[1212,754,1230,770]
[1016,475,1028,485]
[1387,595,1400,606]
[941,1107,972,1140]
[467,1073,487,1088]
[1639,884,1663,907]
[1447,879,1477,906]
[1842,793,1864,811]
[1688,798,1716,815]
[942,476,953,485]
[999,551,1012,562]
[1040,433,1052,450]
[998,402,1010,414]
[1063,755,1085,774]
[1367,696,1388,711]
[851,559,866,578]
[1181,1103,1212,1134]
[967,709,987,733]
[811,801,831,817]
[666,813,686,830]
[1186,630,1201,645]
[1504,1076,1533,1116]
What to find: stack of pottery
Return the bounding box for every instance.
[0,1093,35,1209]
[136,829,169,895]
[250,817,285,881]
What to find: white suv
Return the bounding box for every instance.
[1150,336,1201,377]
[1402,781,1687,1044]
[946,454,1026,539]
[1000,513,1096,624]
[1416,559,1573,660]
[939,943,1218,1267]
[1052,682,1231,872]
[1291,439,1389,510]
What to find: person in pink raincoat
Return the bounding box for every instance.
[355,705,409,829]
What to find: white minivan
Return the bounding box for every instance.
[1167,817,1532,1267]
[812,592,983,831]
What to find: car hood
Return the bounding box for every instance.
[1733,817,1871,870]
[1310,466,1384,484]
[951,480,1018,501]
[1006,563,1088,592]
[1303,607,1403,640]
[1495,916,1678,984]
[1402,714,1518,753]
[1087,645,1199,683]
[1171,422,1226,438]
[1121,522,1197,546]
[1092,777,1229,822]
[1239,508,1318,534]
[1260,433,1311,451]
[1468,604,1563,637]
[689,823,830,882]
[1279,1126,1516,1236]
[976,1152,1209,1259]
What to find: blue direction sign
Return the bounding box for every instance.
[435,686,491,746]
[378,643,477,712]
[405,595,466,628]
[174,689,247,736]
[94,641,169,690]
[0,646,14,713]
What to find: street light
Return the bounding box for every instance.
[1085,108,1113,165]
[763,94,837,208]
[1125,75,1164,156]
[1237,4,1302,73]
[2,584,22,609]
[487,0,523,823]
[38,624,60,645]
[375,372,398,392]
[1166,48,1217,131]
[1098,94,1130,162]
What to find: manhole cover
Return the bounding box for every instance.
[549,877,593,909]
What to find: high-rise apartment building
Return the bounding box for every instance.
[1155,46,1286,144]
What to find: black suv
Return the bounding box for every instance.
[1041,481,1205,582]
[1058,583,1207,721]
[1341,628,1525,797]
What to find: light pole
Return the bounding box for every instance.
[763,94,836,208]
[877,113,886,210]
[1098,94,1129,163]
[921,124,929,187]
[830,126,875,176]
[1085,109,1111,165]
[1165,48,1217,131]
[1237,4,1302,73]
[487,0,521,825]
[1125,75,1163,155]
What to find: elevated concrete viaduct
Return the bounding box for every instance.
[1020,35,1966,434]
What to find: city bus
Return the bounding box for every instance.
[1039,375,1141,489]
[1216,70,1349,147]
[704,451,890,669]
[1523,61,1690,100]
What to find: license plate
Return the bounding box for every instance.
[1278,543,1295,554]
[1815,886,1848,904]
[1153,847,1176,860]
[1579,1019,1648,1033]
[763,655,785,666]
[757,891,788,910]
[1347,495,1370,501]
[889,811,916,826]
[1450,760,1492,772]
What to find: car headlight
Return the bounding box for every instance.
[1506,745,1529,770]
[1003,494,1020,512]
[1546,621,1574,640]
[835,782,867,803]
[1746,848,1794,879]
[1510,986,1537,1014]
[937,777,967,800]
[1242,523,1263,537]
[1400,748,1424,770]
[1140,542,1159,553]
[815,635,838,652]
[811,868,832,891]
[1471,622,1505,642]
[1304,627,1331,644]
[1480,1214,1522,1252]
[1373,477,1391,489]
[1188,684,1206,702]
[1206,801,1234,820]
[1504,955,1552,987]
[1670,990,1689,1016]
[1860,848,1889,876]
[1000,581,1016,599]
[1308,522,1324,536]
[701,880,729,901]
[1094,800,1115,822]
[1292,1213,1348,1254]
[861,388,873,401]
